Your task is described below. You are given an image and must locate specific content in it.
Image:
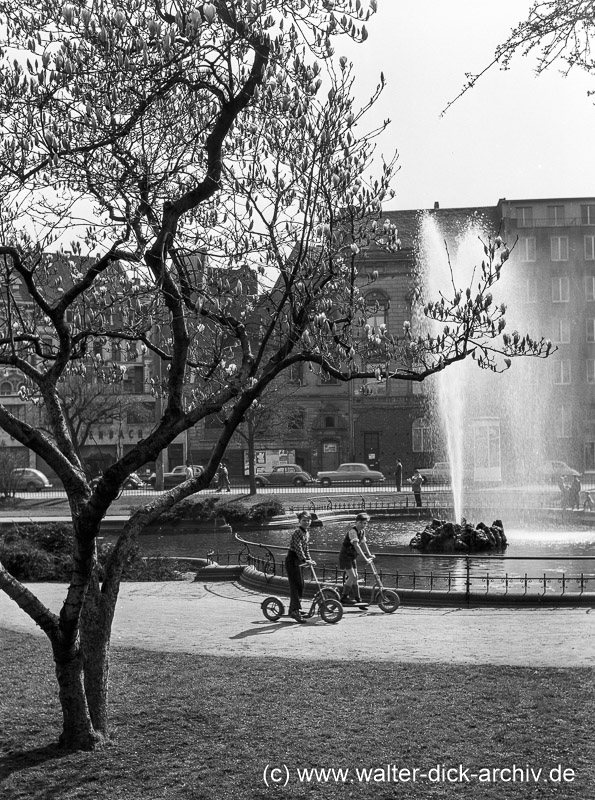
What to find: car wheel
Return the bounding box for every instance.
[293,477,305,487]
[320,478,331,486]
[362,478,372,486]
[26,482,37,492]
[254,478,264,488]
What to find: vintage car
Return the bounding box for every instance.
[11,467,53,492]
[415,462,452,485]
[537,461,580,483]
[253,464,314,488]
[315,463,386,486]
[148,464,204,488]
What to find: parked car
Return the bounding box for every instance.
[316,463,386,486]
[90,472,147,490]
[254,465,314,488]
[416,462,452,484]
[148,464,204,488]
[537,461,580,483]
[11,467,52,491]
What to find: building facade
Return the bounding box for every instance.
[4,197,595,484]
[200,197,595,483]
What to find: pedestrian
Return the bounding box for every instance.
[558,476,568,509]
[569,475,581,510]
[215,462,231,493]
[184,461,193,480]
[395,459,403,492]
[408,469,425,507]
[285,511,316,623]
[338,512,374,607]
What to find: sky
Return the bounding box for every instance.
[338,0,595,211]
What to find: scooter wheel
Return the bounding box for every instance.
[319,598,343,624]
[320,587,341,602]
[378,589,400,613]
[261,596,284,621]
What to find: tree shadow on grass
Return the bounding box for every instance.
[0,742,69,782]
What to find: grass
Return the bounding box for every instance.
[1,628,594,799]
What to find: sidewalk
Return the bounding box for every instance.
[1,580,593,667]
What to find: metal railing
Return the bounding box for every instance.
[10,476,595,500]
[229,534,595,601]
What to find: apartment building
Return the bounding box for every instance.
[204,197,595,482]
[4,197,594,483]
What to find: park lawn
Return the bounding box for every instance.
[1,628,594,800]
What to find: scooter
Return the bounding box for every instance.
[367,558,401,613]
[261,564,343,624]
[339,557,400,613]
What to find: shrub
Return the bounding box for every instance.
[0,522,187,582]
[153,496,284,525]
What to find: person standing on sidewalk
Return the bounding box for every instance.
[338,512,373,607]
[215,461,231,493]
[395,459,403,492]
[408,469,425,507]
[285,512,316,623]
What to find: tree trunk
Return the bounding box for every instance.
[80,571,115,736]
[52,636,105,750]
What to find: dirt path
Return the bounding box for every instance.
[1,581,593,666]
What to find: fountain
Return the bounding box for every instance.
[413,210,550,535]
[408,518,508,553]
[416,212,551,540]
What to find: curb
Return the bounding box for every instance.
[195,563,595,608]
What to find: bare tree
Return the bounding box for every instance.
[0,0,551,751]
[443,0,595,114]
[231,378,303,494]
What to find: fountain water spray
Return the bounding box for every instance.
[415,213,490,522]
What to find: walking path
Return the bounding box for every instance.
[1,580,593,667]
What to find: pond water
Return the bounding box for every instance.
[102,519,595,583]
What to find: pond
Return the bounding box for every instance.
[102,519,595,586]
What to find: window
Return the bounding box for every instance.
[586,276,595,301]
[581,204,595,225]
[553,360,571,384]
[587,319,595,343]
[551,236,569,261]
[585,441,595,471]
[585,236,595,261]
[364,290,389,331]
[288,409,305,430]
[552,319,570,344]
[0,381,12,396]
[122,366,144,394]
[547,205,565,226]
[552,277,569,303]
[518,237,536,262]
[587,360,595,385]
[288,363,303,384]
[412,418,432,453]
[324,415,335,428]
[516,206,533,228]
